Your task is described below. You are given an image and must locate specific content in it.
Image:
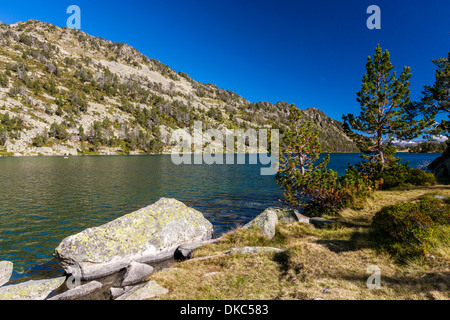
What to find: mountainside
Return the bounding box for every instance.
[0,19,358,156]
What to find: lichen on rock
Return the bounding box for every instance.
[54,198,214,280]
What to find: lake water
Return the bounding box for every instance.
[0,153,440,282]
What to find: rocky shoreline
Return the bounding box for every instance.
[0,198,335,300]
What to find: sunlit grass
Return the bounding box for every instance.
[150,185,450,300]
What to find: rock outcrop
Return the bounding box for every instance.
[54,198,214,280]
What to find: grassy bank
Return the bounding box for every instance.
[149,185,449,300]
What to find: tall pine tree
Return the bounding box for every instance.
[342,44,429,172]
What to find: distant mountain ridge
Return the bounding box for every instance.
[0,19,358,156]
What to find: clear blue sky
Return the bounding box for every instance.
[0,0,449,121]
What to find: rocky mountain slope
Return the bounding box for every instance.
[0,19,358,156]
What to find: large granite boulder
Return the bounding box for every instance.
[54,198,214,280]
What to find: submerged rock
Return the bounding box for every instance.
[0,277,65,300]
[54,198,214,280]
[0,261,13,287]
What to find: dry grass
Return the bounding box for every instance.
[149,186,450,300]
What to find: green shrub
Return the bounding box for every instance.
[279,157,378,217]
[32,132,48,147]
[0,72,8,88]
[359,161,436,190]
[48,122,69,140]
[407,168,437,186]
[371,198,450,258]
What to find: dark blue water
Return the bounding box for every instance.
[0,153,440,282]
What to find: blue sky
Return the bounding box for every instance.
[0,0,449,121]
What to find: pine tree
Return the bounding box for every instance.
[276,104,322,207]
[410,50,449,138]
[409,50,450,172]
[281,105,321,175]
[342,44,429,172]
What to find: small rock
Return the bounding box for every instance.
[110,287,126,299]
[175,241,204,260]
[115,281,168,300]
[121,262,154,286]
[228,246,285,255]
[313,297,324,300]
[322,288,331,294]
[202,272,219,278]
[244,209,278,239]
[47,281,103,300]
[0,261,13,287]
[244,207,310,240]
[434,195,445,200]
[160,267,179,273]
[0,277,65,300]
[276,208,309,224]
[310,217,337,229]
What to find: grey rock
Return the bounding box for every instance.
[174,237,223,260]
[244,208,278,239]
[121,261,154,286]
[110,285,141,299]
[47,281,103,300]
[228,246,285,255]
[202,272,220,278]
[54,198,214,280]
[160,267,179,272]
[175,241,204,260]
[276,208,309,224]
[244,207,310,239]
[110,287,127,299]
[115,280,168,300]
[0,277,65,300]
[0,261,13,287]
[187,254,224,262]
[434,195,445,200]
[310,217,337,229]
[322,288,331,294]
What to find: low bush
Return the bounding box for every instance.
[407,168,437,187]
[371,197,450,258]
[278,156,379,217]
[357,161,436,190]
